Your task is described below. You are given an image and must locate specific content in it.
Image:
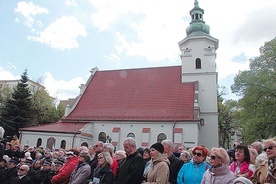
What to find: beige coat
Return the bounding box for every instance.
[144,154,170,184]
[252,160,276,184]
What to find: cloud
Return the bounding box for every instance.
[14,2,49,28]
[231,53,247,64]
[65,0,78,7]
[0,68,20,80]
[90,0,187,63]
[43,72,86,100]
[7,62,18,70]
[27,16,88,50]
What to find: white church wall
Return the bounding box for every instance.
[20,131,74,150]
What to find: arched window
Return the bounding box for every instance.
[157,133,167,143]
[36,138,42,148]
[60,140,66,149]
[195,58,201,69]
[81,142,88,147]
[127,132,135,139]
[46,137,56,150]
[98,132,106,143]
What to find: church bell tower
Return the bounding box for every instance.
[179,0,219,148]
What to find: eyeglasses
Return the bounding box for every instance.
[263,146,276,152]
[18,168,26,171]
[209,155,220,160]
[193,152,202,157]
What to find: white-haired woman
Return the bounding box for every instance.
[201,147,236,184]
[90,152,113,183]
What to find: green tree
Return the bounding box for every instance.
[218,87,239,149]
[31,88,62,125]
[0,70,33,136]
[231,37,276,144]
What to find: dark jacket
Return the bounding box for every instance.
[34,169,55,184]
[2,166,18,184]
[89,153,99,177]
[168,153,183,184]
[10,175,33,184]
[114,151,145,184]
[92,163,113,184]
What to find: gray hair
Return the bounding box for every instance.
[99,152,112,165]
[161,139,174,150]
[124,137,136,147]
[181,150,191,160]
[115,150,127,158]
[21,164,30,172]
[104,143,115,153]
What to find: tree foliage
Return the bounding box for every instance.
[0,70,33,136]
[231,37,276,144]
[218,87,239,149]
[0,70,65,136]
[31,89,63,125]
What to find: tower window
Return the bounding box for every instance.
[195,58,201,69]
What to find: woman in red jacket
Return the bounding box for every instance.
[230,145,253,179]
[51,149,79,184]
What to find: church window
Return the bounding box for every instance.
[127,132,135,139]
[98,132,106,143]
[196,58,201,69]
[60,140,66,149]
[36,138,42,148]
[157,133,167,143]
[46,137,56,150]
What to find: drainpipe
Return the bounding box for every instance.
[72,131,78,148]
[72,120,79,148]
[172,121,176,143]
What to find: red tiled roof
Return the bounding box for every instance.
[66,66,195,121]
[19,121,88,133]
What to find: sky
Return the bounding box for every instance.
[0,0,275,101]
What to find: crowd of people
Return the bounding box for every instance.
[0,135,275,184]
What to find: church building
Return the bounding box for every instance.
[20,0,219,150]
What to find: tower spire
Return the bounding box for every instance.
[186,0,210,36]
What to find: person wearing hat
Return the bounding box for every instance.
[53,159,64,175]
[142,143,170,184]
[1,159,18,184]
[51,149,79,184]
[24,158,36,182]
[69,152,91,184]
[34,160,54,184]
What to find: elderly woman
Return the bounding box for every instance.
[252,137,276,184]
[201,147,236,184]
[177,145,210,184]
[69,152,91,184]
[143,143,170,184]
[230,145,253,179]
[180,150,191,164]
[177,146,210,184]
[90,152,113,184]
